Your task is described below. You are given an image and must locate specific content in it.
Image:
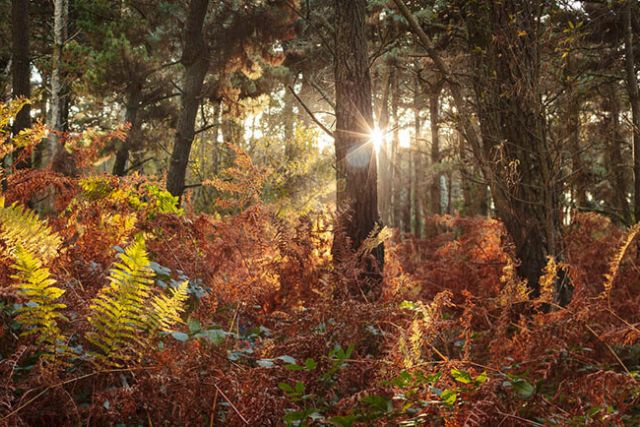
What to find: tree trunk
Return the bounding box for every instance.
[403,148,413,233]
[624,0,640,223]
[211,101,221,175]
[166,0,210,198]
[394,0,566,297]
[413,73,423,237]
[603,83,632,224]
[563,57,587,208]
[391,67,402,229]
[334,0,383,285]
[378,67,393,225]
[44,0,68,169]
[429,82,443,215]
[11,0,31,169]
[113,81,143,176]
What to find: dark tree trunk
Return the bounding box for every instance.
[334,0,383,284]
[603,83,632,224]
[11,0,31,169]
[113,82,143,176]
[395,0,564,296]
[166,0,210,198]
[624,0,640,223]
[563,57,587,208]
[460,0,563,297]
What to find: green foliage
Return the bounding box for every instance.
[11,246,68,361]
[77,177,183,217]
[0,197,62,264]
[86,238,187,366]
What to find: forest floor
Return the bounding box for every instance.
[1,171,640,426]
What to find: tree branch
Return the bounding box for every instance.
[287,86,334,139]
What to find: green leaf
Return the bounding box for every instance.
[440,389,457,405]
[171,331,189,342]
[304,358,318,370]
[361,395,392,413]
[277,355,297,364]
[194,328,227,344]
[451,369,473,384]
[512,378,535,399]
[187,318,201,334]
[278,382,293,393]
[256,358,275,368]
[285,363,305,371]
[328,415,358,426]
[474,371,488,384]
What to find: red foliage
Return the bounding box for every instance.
[1,180,639,426]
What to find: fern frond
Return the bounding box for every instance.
[537,256,558,305]
[602,223,640,300]
[149,281,189,332]
[86,238,154,366]
[11,246,68,360]
[0,197,62,264]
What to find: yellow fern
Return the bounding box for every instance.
[11,246,68,360]
[149,281,189,332]
[0,197,62,264]
[86,238,154,366]
[86,239,190,366]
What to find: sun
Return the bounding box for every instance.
[369,127,385,152]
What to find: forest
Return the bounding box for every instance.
[0,0,640,425]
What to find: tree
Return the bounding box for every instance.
[394,0,564,296]
[333,0,383,287]
[166,0,210,198]
[11,0,31,169]
[623,0,640,223]
[44,0,68,170]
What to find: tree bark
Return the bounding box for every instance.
[334,0,383,284]
[378,67,393,226]
[44,0,68,169]
[113,81,143,176]
[603,83,632,224]
[413,72,423,237]
[11,0,31,169]
[166,0,210,198]
[429,82,443,215]
[391,66,402,229]
[624,0,640,223]
[563,57,587,208]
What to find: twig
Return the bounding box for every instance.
[209,388,219,427]
[287,86,334,139]
[213,384,249,425]
[495,410,545,427]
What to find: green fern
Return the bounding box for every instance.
[149,281,189,332]
[0,196,62,264]
[86,238,189,366]
[11,246,68,360]
[86,238,154,366]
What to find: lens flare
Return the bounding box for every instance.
[370,127,385,152]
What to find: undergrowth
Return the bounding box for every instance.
[0,101,639,426]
